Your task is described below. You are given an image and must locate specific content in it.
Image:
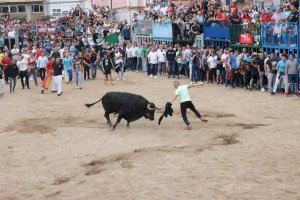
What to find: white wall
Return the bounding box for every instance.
[46,0,92,16]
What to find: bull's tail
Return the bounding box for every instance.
[85,98,103,108]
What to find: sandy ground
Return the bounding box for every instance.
[0,72,300,200]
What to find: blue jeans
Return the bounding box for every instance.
[90,63,97,79]
[191,65,200,82]
[28,68,38,86]
[150,64,158,76]
[67,69,73,82]
[76,71,83,88]
[137,57,142,71]
[168,61,175,76]
[158,62,166,74]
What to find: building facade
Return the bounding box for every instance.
[0,0,44,21]
[0,0,92,21]
[46,0,91,16]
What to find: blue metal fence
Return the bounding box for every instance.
[203,21,230,48]
[261,22,299,60]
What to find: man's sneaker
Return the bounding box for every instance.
[261,88,265,92]
[122,77,126,80]
[270,91,275,95]
[57,93,61,96]
[117,78,120,81]
[150,75,153,78]
[154,76,158,79]
[76,86,79,89]
[200,117,208,123]
[284,93,289,97]
[185,125,192,130]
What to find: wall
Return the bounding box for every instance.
[46,0,92,15]
[93,0,145,9]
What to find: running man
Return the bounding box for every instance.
[170,81,208,130]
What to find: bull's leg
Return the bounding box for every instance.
[104,112,112,127]
[126,121,130,128]
[112,114,122,130]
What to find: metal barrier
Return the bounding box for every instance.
[261,22,299,59]
[152,39,173,45]
[230,23,261,53]
[203,21,230,48]
[194,34,204,49]
[133,34,153,44]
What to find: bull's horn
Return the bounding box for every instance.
[155,106,163,110]
[147,104,155,110]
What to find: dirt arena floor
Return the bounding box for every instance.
[0,72,300,200]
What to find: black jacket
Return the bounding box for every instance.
[6,64,19,78]
[53,62,63,76]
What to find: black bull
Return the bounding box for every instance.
[85,92,162,129]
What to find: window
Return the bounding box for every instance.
[62,10,69,16]
[2,6,9,13]
[32,4,43,13]
[52,9,62,16]
[10,6,17,13]
[18,5,26,13]
[39,5,43,12]
[0,6,2,13]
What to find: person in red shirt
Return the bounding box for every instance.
[215,8,224,20]
[35,48,43,60]
[260,10,272,23]
[1,53,12,84]
[242,10,252,23]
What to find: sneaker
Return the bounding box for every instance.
[154,76,157,79]
[122,77,126,80]
[117,78,120,81]
[261,88,265,92]
[200,117,208,123]
[76,86,79,89]
[150,75,153,78]
[270,91,275,95]
[57,93,61,96]
[284,93,289,97]
[185,125,192,130]
[41,90,44,94]
[295,92,299,96]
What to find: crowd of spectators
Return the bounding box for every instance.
[0,1,299,98]
[131,0,299,43]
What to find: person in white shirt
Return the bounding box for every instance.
[126,44,132,71]
[114,49,125,81]
[59,47,67,60]
[11,45,20,61]
[157,46,166,75]
[17,56,30,89]
[148,47,158,78]
[170,81,208,130]
[221,50,230,85]
[207,51,218,83]
[37,51,48,80]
